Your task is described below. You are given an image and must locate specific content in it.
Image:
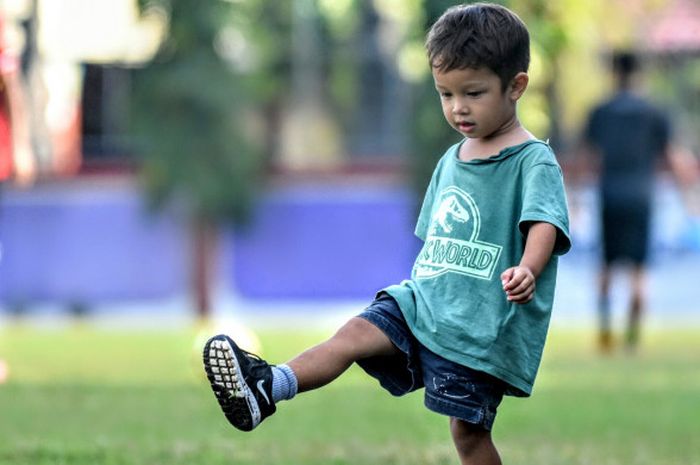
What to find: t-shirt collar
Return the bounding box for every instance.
[453,139,547,165]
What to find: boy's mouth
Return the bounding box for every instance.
[457,121,475,132]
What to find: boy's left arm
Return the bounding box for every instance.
[500,222,557,304]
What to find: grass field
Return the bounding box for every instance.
[0,323,699,465]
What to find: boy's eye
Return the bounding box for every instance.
[466,91,484,97]
[439,91,452,98]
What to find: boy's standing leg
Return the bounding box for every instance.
[450,418,502,465]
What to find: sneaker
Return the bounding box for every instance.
[203,334,276,431]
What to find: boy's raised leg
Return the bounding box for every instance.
[203,316,398,431]
[288,316,399,392]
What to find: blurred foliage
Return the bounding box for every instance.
[407,0,463,198]
[129,0,691,220]
[131,0,263,225]
[648,57,700,154]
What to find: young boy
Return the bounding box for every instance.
[203,3,570,464]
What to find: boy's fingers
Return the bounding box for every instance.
[510,294,534,304]
[509,268,536,289]
[501,268,513,291]
[507,280,532,295]
[500,268,514,285]
[508,289,534,303]
[504,270,528,291]
[502,267,536,302]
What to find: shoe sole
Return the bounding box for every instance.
[203,335,261,431]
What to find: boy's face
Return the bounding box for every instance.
[432,66,523,140]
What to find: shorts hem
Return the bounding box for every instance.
[424,392,494,431]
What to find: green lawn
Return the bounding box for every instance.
[0,323,698,464]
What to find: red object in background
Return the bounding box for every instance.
[648,0,700,53]
[0,15,14,181]
[0,78,12,181]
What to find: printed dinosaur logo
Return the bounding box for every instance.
[415,186,502,280]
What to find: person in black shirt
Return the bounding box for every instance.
[584,51,682,352]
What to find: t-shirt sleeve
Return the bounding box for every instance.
[519,162,572,255]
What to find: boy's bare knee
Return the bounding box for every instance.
[332,317,396,359]
[332,318,367,346]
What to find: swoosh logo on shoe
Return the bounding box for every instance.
[257,379,271,405]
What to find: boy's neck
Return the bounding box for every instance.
[458,120,535,162]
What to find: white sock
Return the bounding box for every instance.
[271,364,298,403]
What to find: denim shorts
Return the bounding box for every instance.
[356,293,506,431]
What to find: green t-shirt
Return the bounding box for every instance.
[384,139,571,397]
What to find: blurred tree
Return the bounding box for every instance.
[226,0,294,166]
[131,0,263,319]
[512,0,569,150]
[407,0,466,201]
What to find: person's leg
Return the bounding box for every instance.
[600,201,618,353]
[626,264,646,350]
[450,418,502,465]
[288,316,400,392]
[418,344,505,464]
[203,315,400,431]
[625,201,650,352]
[598,263,613,352]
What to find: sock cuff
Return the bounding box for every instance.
[277,364,298,395]
[271,364,298,402]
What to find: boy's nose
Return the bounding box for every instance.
[452,98,469,114]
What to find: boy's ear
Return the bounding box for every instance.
[508,72,529,101]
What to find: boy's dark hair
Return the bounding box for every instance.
[426,3,530,89]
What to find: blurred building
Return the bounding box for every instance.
[0,0,698,313]
[0,0,165,179]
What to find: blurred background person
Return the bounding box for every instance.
[582,50,697,353]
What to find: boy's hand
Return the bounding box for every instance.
[501,266,536,304]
